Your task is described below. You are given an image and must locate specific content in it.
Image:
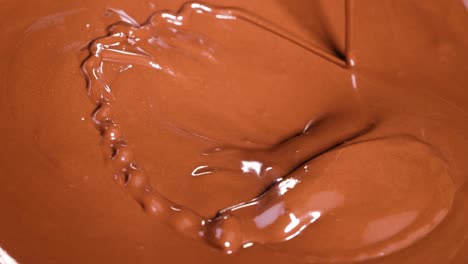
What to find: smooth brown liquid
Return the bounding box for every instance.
[1,0,467,263]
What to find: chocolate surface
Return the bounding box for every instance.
[0,0,467,263]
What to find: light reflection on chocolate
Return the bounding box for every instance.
[0,246,18,264]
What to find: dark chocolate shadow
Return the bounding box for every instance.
[274,0,343,58]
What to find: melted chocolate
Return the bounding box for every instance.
[0,0,467,263]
